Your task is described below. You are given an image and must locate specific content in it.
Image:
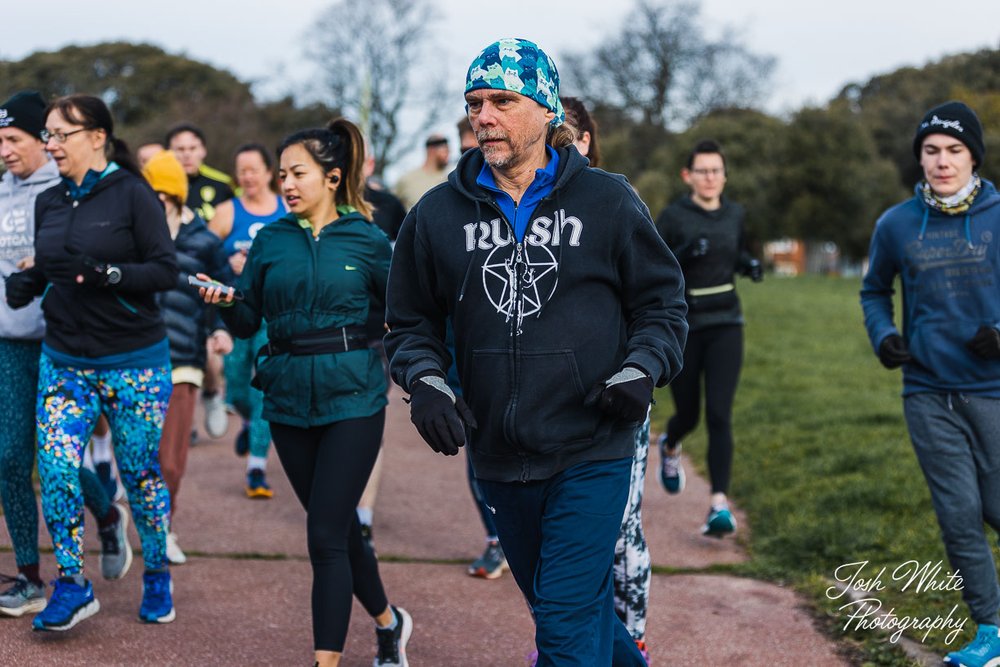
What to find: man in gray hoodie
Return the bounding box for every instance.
[0,91,124,618]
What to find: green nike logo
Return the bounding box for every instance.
[345,265,358,271]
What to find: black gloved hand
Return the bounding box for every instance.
[5,270,44,309]
[44,253,108,287]
[746,258,763,282]
[405,373,478,456]
[584,366,654,422]
[966,325,1000,360]
[878,334,912,369]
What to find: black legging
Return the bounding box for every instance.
[270,411,389,652]
[664,325,743,495]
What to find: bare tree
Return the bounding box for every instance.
[307,0,446,176]
[564,0,774,128]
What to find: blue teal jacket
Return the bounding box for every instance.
[861,179,1000,396]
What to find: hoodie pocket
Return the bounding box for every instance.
[512,349,597,453]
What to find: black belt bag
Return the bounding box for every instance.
[251,325,368,389]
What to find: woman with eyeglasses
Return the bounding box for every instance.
[653,139,763,538]
[5,94,178,631]
[198,118,410,667]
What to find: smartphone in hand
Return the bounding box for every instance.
[186,275,244,301]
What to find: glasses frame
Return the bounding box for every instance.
[41,128,89,144]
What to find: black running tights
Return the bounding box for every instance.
[270,411,389,652]
[664,325,743,495]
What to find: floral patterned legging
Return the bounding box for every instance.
[36,354,172,576]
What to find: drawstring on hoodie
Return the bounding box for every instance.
[458,200,483,302]
[535,189,564,320]
[918,205,975,249]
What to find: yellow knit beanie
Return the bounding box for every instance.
[142,149,188,202]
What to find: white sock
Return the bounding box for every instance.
[247,455,267,472]
[91,431,113,464]
[357,507,373,526]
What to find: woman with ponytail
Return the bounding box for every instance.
[199,118,410,667]
[5,94,178,630]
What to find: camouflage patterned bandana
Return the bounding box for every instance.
[465,37,565,127]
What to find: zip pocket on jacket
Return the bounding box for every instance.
[115,294,138,315]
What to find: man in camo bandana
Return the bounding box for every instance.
[862,101,1000,667]
[386,37,685,666]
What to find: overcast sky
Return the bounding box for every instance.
[2,0,998,175]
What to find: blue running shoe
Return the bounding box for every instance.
[32,577,99,631]
[658,435,685,494]
[945,624,1000,667]
[139,570,175,624]
[702,504,737,538]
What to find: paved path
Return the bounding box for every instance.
[0,389,848,665]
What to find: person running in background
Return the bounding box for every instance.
[209,143,288,498]
[136,141,165,169]
[166,122,235,441]
[861,101,1000,667]
[562,95,650,663]
[386,38,686,666]
[142,149,233,564]
[457,116,478,155]
[356,143,408,547]
[5,94,178,630]
[393,134,450,210]
[0,90,126,619]
[654,139,763,538]
[199,118,410,667]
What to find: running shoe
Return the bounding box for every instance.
[139,570,175,623]
[98,503,133,580]
[468,540,508,579]
[203,393,229,439]
[658,435,685,494]
[234,423,250,457]
[166,532,187,565]
[374,605,412,666]
[32,577,99,631]
[246,468,273,499]
[702,504,737,538]
[0,573,47,617]
[945,624,1000,666]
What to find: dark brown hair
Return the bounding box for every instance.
[277,118,372,219]
[46,94,140,175]
[686,139,727,171]
[560,96,600,167]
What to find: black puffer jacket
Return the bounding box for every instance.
[158,214,231,369]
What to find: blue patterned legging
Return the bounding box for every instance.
[0,340,110,569]
[225,328,271,458]
[36,354,172,576]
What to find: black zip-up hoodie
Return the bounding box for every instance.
[33,169,178,358]
[385,146,688,483]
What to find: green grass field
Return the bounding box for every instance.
[650,274,990,664]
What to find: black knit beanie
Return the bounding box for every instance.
[0,91,46,141]
[912,101,985,167]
